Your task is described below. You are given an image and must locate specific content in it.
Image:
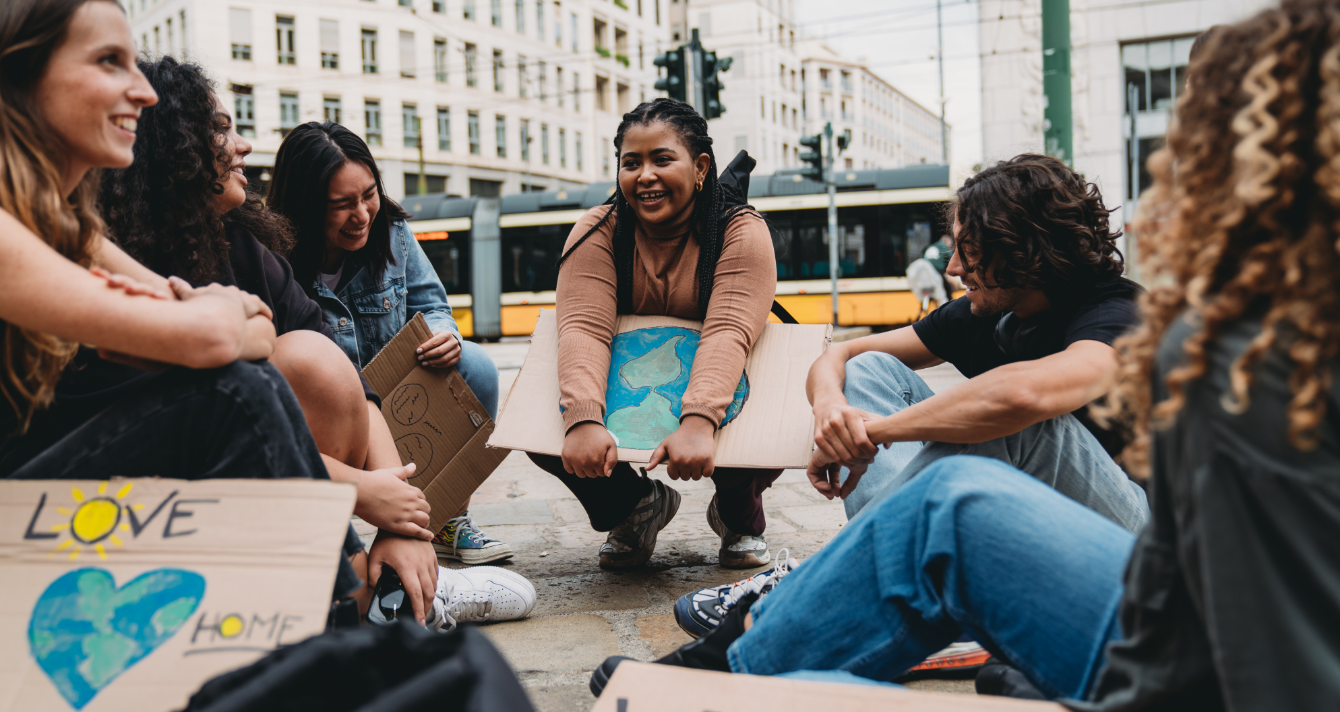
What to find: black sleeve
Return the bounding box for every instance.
[1063,297,1140,349]
[912,296,972,364]
[260,248,383,408]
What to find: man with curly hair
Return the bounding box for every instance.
[805,153,1149,532]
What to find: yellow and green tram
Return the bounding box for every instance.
[402,164,951,339]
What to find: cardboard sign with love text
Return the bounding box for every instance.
[0,478,355,712]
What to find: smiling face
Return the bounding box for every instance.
[617,121,711,233]
[323,160,381,263]
[208,94,252,215]
[945,220,1024,318]
[33,1,157,195]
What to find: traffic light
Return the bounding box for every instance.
[836,128,852,153]
[701,51,732,119]
[653,48,687,103]
[799,134,823,181]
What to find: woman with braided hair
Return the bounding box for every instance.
[527,98,783,570]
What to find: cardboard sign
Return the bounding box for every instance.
[592,662,1066,711]
[489,311,831,469]
[0,478,355,712]
[361,314,509,534]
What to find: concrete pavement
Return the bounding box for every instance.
[365,334,973,711]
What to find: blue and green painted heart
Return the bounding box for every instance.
[28,568,205,709]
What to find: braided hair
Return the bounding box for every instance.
[555,98,755,318]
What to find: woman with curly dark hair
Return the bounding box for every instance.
[521,98,784,572]
[96,57,537,625]
[602,4,1340,708]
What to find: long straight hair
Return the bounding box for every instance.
[0,0,112,434]
[267,122,407,294]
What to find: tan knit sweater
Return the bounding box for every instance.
[556,205,777,432]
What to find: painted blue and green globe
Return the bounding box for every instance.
[597,326,749,449]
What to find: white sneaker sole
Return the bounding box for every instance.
[434,542,515,565]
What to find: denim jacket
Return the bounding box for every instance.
[313,219,460,369]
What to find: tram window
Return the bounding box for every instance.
[502,224,567,292]
[770,222,793,278]
[906,220,932,265]
[838,224,865,277]
[420,239,469,293]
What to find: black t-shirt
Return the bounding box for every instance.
[911,276,1142,454]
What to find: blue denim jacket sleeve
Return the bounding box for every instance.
[397,220,461,340]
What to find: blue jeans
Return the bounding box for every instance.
[728,456,1133,700]
[841,352,1149,533]
[458,340,499,419]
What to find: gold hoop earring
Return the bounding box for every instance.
[695,179,704,192]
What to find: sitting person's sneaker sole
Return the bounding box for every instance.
[707,494,771,569]
[673,549,797,638]
[432,512,514,565]
[598,479,681,569]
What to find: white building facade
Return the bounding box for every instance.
[127,0,674,199]
[978,0,1274,233]
[797,41,946,171]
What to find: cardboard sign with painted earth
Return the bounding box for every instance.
[595,326,748,449]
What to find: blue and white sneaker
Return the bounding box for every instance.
[673,548,798,638]
[432,513,513,565]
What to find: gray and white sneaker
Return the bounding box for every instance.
[426,565,537,632]
[706,494,770,569]
[598,478,681,569]
[673,549,798,638]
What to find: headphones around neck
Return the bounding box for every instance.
[993,310,1068,361]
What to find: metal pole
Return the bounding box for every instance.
[826,122,839,326]
[1127,83,1140,281]
[937,0,948,164]
[689,28,704,114]
[1041,0,1073,164]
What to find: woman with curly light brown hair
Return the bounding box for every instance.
[594,3,1340,708]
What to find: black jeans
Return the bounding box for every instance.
[527,452,782,536]
[2,361,362,597]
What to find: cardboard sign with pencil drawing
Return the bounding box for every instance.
[0,478,354,712]
[592,662,1065,711]
[489,311,831,469]
[361,313,509,534]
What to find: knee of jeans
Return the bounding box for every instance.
[915,455,1028,503]
[210,360,288,408]
[457,341,499,414]
[845,351,918,391]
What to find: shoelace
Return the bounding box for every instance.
[717,548,796,611]
[446,590,494,621]
[444,514,489,558]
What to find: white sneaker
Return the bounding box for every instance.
[707,494,771,569]
[426,565,536,632]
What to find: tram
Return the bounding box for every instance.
[402,164,952,339]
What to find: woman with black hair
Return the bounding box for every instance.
[530,98,782,570]
[267,122,510,567]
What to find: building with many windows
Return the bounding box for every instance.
[978,0,1273,238]
[127,0,672,199]
[797,41,946,171]
[668,0,944,177]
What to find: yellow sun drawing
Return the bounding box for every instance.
[48,482,143,561]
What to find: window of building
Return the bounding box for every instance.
[558,127,566,167]
[180,10,188,52]
[365,100,382,145]
[166,17,174,55]
[572,72,580,111]
[404,174,446,195]
[594,75,609,112]
[840,71,852,93]
[655,0,659,24]
[575,131,583,170]
[495,115,507,157]
[465,44,478,87]
[487,50,504,93]
[616,82,629,113]
[399,31,415,78]
[570,13,578,52]
[601,138,610,176]
[361,29,378,73]
[279,91,299,135]
[437,107,451,150]
[433,1,445,12]
[399,0,412,6]
[229,8,252,60]
[320,19,339,68]
[541,124,550,164]
[516,0,525,33]
[556,66,564,107]
[1122,36,1194,200]
[554,2,562,47]
[469,179,502,197]
[520,119,531,161]
[153,26,160,55]
[538,61,547,100]
[434,38,447,82]
[276,16,295,64]
[231,84,255,137]
[819,68,831,89]
[323,96,342,124]
[468,110,481,154]
[491,0,502,27]
[517,55,528,97]
[403,103,420,148]
[464,0,476,21]
[537,0,544,39]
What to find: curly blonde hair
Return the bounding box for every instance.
[1096,0,1340,476]
[0,0,110,434]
